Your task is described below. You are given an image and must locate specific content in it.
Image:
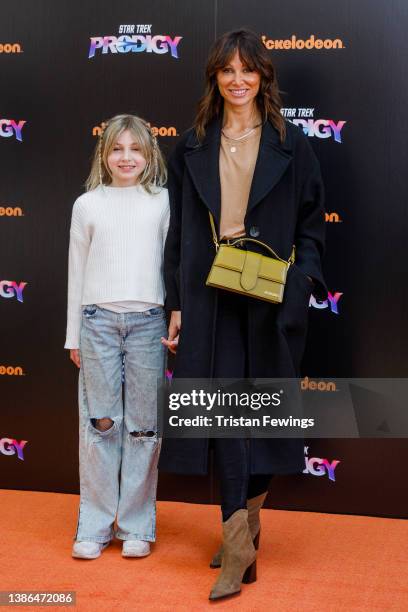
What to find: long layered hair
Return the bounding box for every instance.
[86,114,167,193]
[194,29,285,142]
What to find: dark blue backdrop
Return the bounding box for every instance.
[1,0,407,518]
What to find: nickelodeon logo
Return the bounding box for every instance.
[0,365,24,376]
[0,42,22,54]
[0,205,23,217]
[325,212,342,223]
[92,122,178,137]
[301,376,336,392]
[262,34,344,51]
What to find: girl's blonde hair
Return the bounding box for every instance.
[86,114,167,193]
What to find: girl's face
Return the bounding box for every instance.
[106,129,147,187]
[216,50,261,111]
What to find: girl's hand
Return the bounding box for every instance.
[70,349,81,368]
[161,310,181,355]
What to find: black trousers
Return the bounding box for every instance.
[212,290,271,521]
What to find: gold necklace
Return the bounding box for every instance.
[221,122,262,153]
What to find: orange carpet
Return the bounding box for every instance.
[1,490,407,611]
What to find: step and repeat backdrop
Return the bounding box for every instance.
[1,0,407,517]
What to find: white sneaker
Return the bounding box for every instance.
[122,540,151,557]
[72,540,110,559]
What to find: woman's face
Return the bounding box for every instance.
[107,129,147,187]
[216,50,261,111]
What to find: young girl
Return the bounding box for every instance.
[65,114,169,559]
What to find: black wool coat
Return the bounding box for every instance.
[159,117,326,475]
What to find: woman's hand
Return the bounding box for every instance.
[70,349,81,368]
[161,310,181,354]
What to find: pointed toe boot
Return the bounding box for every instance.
[209,509,256,601]
[209,491,267,568]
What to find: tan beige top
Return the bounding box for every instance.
[219,126,261,239]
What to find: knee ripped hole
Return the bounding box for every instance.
[130,431,156,438]
[91,417,114,432]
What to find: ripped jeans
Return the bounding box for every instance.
[76,304,167,543]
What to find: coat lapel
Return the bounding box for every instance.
[183,117,293,226]
[246,120,293,215]
[184,117,222,225]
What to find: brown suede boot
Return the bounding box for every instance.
[210,491,267,568]
[208,509,256,601]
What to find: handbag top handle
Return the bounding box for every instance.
[208,211,295,265]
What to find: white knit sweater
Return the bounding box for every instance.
[65,184,169,349]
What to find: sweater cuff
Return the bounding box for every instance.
[65,314,81,350]
[64,341,79,350]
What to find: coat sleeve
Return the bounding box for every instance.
[164,138,185,311]
[294,136,327,299]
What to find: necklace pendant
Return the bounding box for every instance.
[230,146,237,153]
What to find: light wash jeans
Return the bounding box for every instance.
[75,304,167,543]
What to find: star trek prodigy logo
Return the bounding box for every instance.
[281,108,346,143]
[303,446,340,481]
[0,438,28,461]
[0,280,27,302]
[309,292,343,314]
[89,24,182,59]
[0,119,26,142]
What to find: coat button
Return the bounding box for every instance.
[249,226,260,238]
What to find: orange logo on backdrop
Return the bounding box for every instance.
[0,43,22,54]
[262,34,344,50]
[301,376,337,392]
[0,205,23,217]
[325,212,342,223]
[92,122,178,137]
[0,365,24,376]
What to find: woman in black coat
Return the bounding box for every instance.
[160,29,326,600]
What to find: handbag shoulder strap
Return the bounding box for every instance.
[208,211,295,264]
[208,211,219,250]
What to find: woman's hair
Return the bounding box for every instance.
[194,29,285,142]
[85,114,167,193]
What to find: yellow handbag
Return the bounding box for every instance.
[206,212,295,304]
